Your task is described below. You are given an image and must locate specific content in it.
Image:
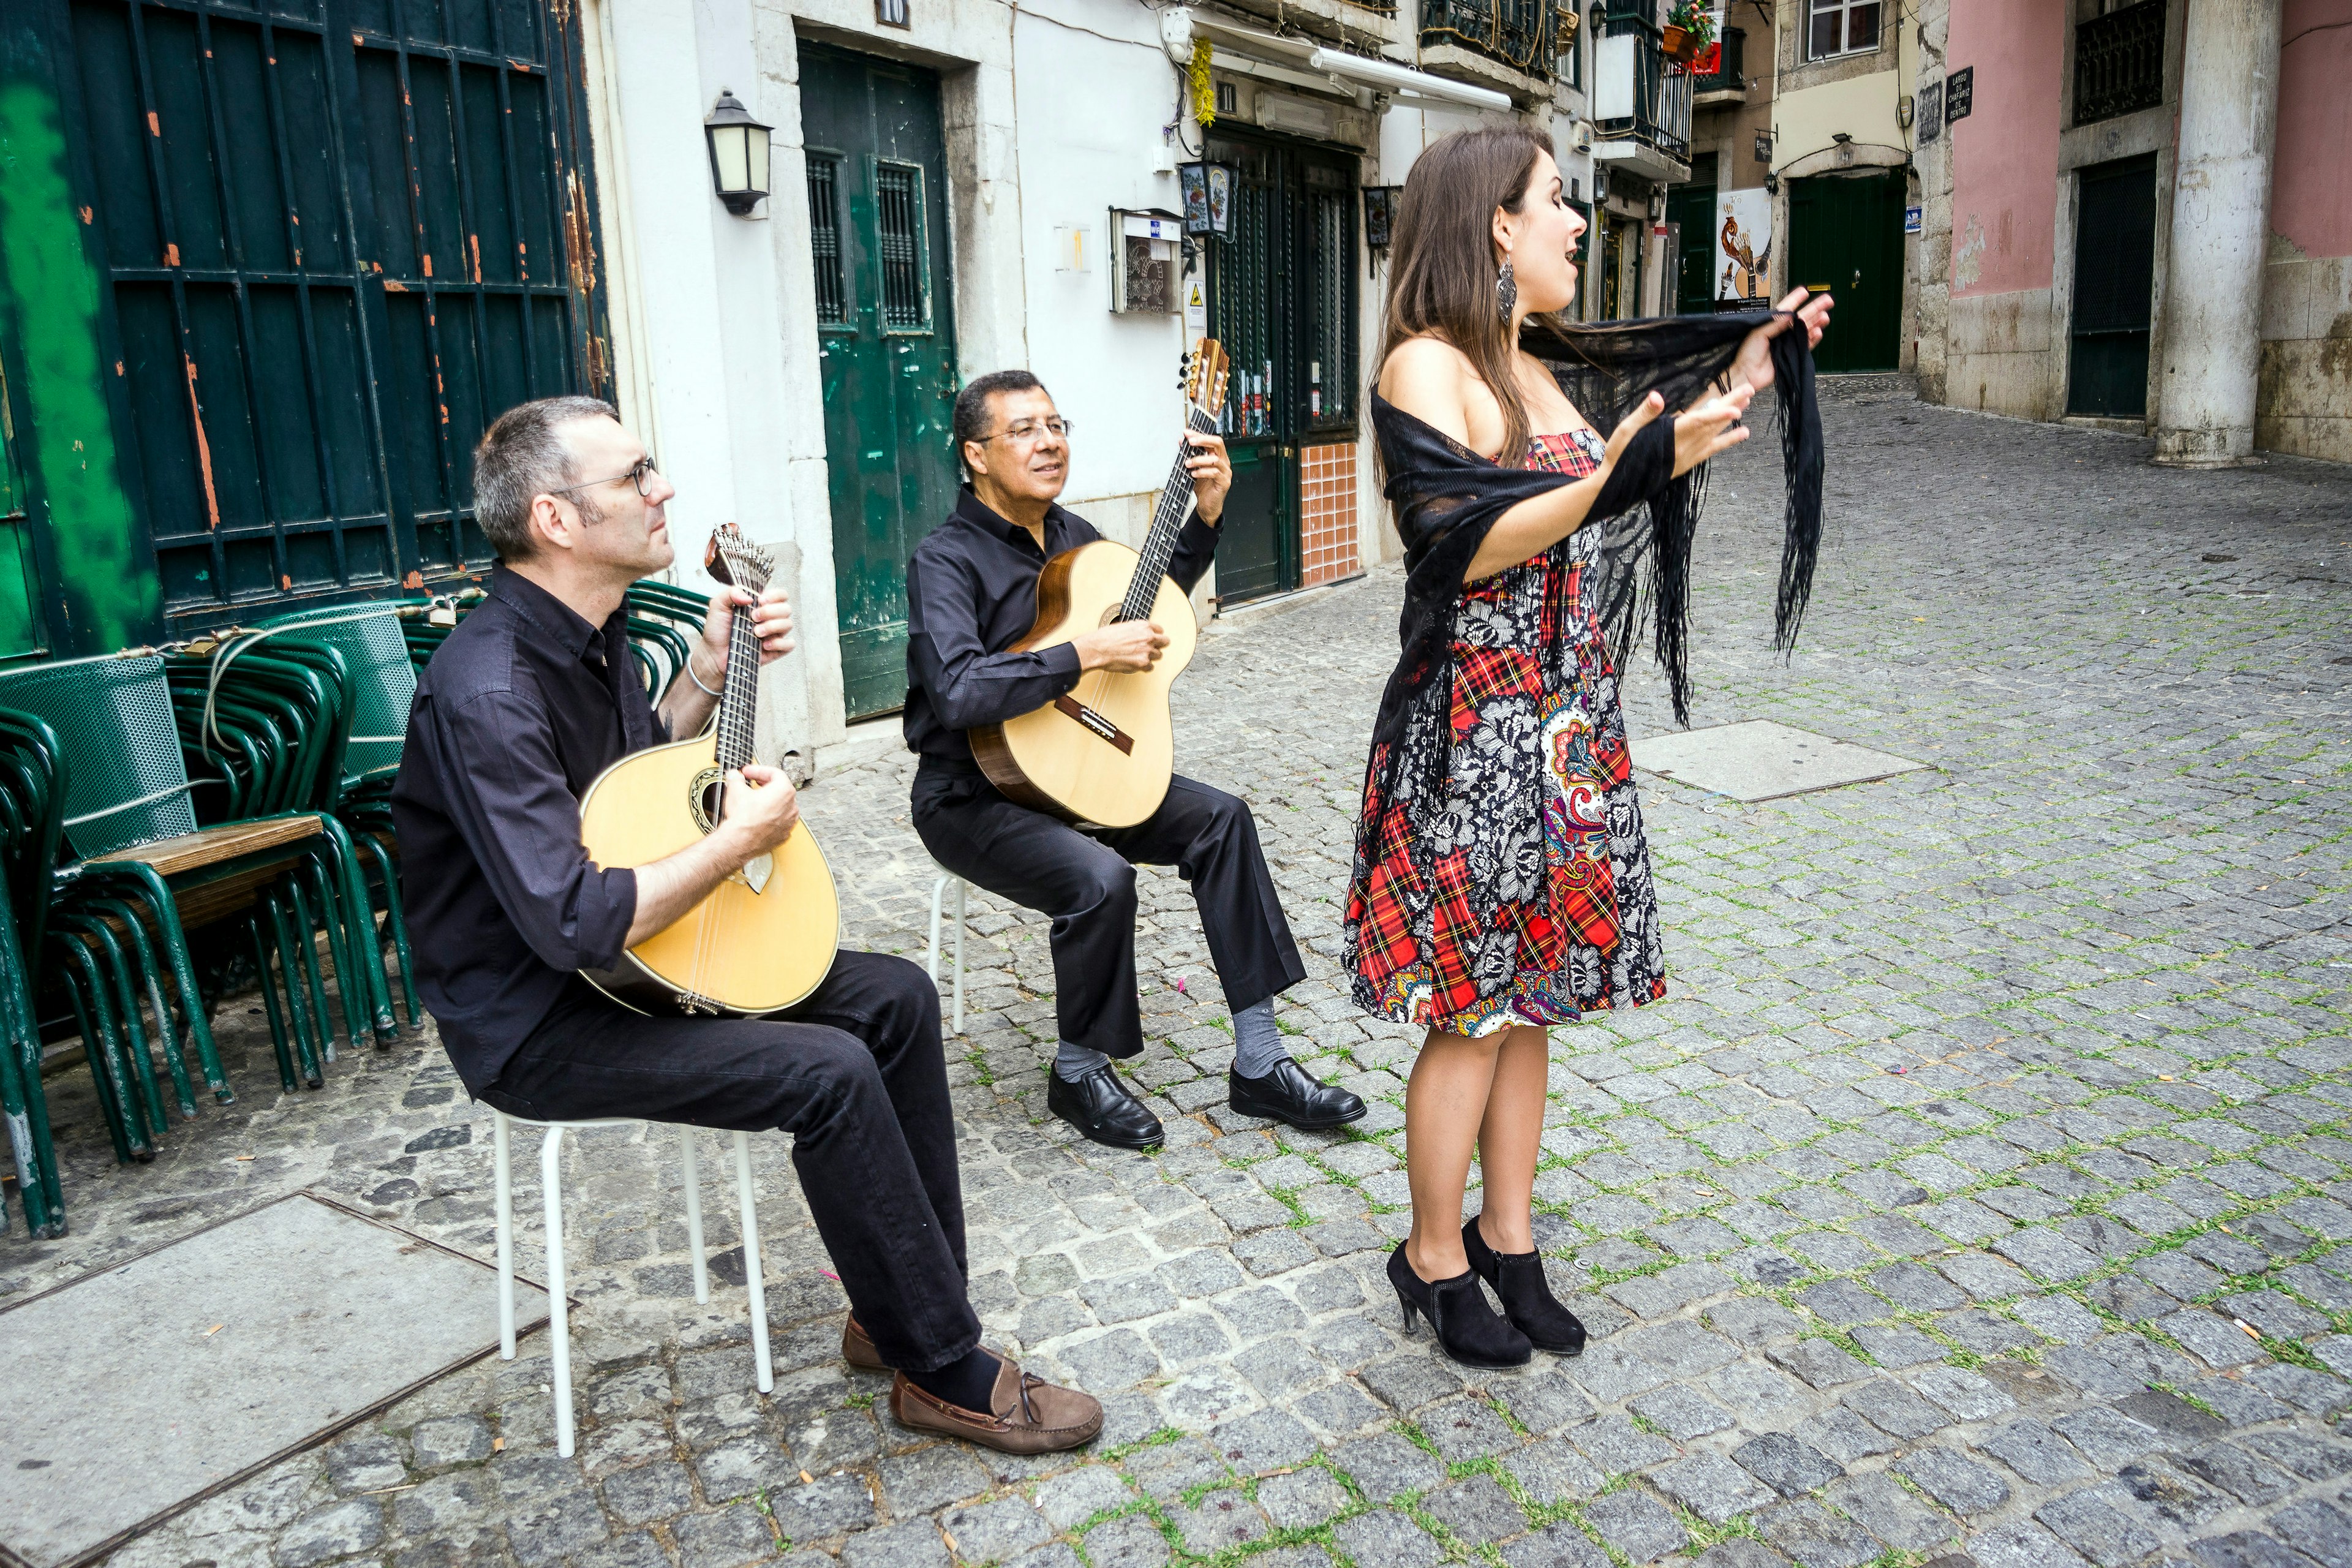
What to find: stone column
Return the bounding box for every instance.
[2152,0,2282,467]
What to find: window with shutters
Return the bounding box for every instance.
[873,160,931,333]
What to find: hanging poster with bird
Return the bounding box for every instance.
[1716,187,1773,304]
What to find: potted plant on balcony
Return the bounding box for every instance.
[1662,0,1714,66]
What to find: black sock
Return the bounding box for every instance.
[906,1346,1001,1412]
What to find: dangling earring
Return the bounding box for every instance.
[1496,256,1518,320]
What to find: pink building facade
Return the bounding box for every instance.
[1912,0,2350,465]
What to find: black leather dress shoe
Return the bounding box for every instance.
[1046,1065,1164,1150]
[1228,1058,1366,1130]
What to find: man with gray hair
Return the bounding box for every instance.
[391,396,1102,1454]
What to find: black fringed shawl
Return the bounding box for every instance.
[1366,311,1824,814]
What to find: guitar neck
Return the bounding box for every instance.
[1117,406,1220,624]
[713,570,766,771]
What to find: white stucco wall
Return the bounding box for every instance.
[582,0,1548,758]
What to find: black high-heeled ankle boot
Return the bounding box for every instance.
[1463,1215,1587,1355]
[1387,1242,1532,1370]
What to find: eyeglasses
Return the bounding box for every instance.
[987,417,1074,445]
[551,456,660,499]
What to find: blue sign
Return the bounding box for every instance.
[1905,205,1923,235]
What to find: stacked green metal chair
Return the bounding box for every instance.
[191,603,426,1033]
[0,656,355,1165]
[0,720,62,1237]
[163,636,398,1050]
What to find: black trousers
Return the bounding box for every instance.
[912,766,1306,1060]
[479,951,979,1374]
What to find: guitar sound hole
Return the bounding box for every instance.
[700,779,726,831]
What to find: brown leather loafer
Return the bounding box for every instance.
[842,1315,889,1371]
[889,1359,1102,1455]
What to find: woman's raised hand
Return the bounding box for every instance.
[1604,382,1755,481]
[1728,287,1836,396]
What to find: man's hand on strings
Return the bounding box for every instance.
[1727,287,1835,398]
[1184,432,1234,525]
[693,584,797,688]
[715,764,802,858]
[1075,622,1169,673]
[1605,382,1755,481]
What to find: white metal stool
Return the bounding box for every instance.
[492,1110,772,1457]
[926,869,968,1036]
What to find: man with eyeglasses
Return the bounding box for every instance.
[902,370,1365,1150]
[393,396,1105,1455]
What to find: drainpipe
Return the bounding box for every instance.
[2150,0,2282,467]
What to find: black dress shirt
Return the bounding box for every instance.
[390,569,668,1091]
[902,487,1218,771]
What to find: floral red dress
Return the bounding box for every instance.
[1346,427,1668,1036]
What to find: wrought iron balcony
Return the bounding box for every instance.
[2075,1,2165,125]
[1419,0,1560,81]
[1692,26,1744,97]
[1591,12,1692,179]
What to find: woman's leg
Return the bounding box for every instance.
[1403,1026,1506,1280]
[1474,1025,1551,1252]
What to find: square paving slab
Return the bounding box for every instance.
[1632,718,1930,802]
[0,1191,547,1568]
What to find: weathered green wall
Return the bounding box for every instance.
[0,26,162,657]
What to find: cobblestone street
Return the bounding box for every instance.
[9,386,2352,1568]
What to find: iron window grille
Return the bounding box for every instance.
[1694,26,1744,92]
[1593,9,1692,163]
[873,159,932,334]
[2074,1,2165,126]
[1420,0,1566,78]
[806,157,848,326]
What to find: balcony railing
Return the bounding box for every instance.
[1692,25,1744,95]
[2075,2,2165,125]
[1592,15,1691,164]
[1420,0,1561,80]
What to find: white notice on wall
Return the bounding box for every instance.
[1715,187,1772,304]
[1184,279,1207,335]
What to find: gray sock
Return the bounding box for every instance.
[1232,999,1292,1079]
[1054,1040,1114,1081]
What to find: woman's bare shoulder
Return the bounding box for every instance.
[1378,336,1478,442]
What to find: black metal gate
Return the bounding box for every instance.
[34,0,607,638]
[1205,129,1358,605]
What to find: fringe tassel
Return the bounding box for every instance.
[1771,328,1825,652]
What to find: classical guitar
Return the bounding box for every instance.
[577,524,840,1014]
[971,340,1231,829]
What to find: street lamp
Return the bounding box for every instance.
[704,89,772,216]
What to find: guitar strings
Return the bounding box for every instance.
[1074,406,1217,719]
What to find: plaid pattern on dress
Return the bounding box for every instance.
[1347,428,1669,1037]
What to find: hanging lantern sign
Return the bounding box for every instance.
[1177,159,1236,238]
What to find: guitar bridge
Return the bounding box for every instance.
[1053,693,1136,755]
[676,989,720,1016]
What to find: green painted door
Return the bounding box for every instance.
[1789,170,1905,372]
[800,44,959,722]
[2067,154,2156,419]
[1206,130,1358,606]
[0,0,606,650]
[1669,180,1717,314]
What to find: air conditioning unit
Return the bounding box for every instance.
[1570,121,1594,154]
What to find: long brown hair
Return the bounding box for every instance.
[1376,126,1561,467]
